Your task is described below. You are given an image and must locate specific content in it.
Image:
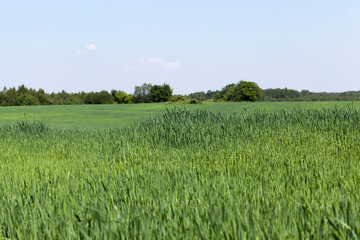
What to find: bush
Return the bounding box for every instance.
[170,94,186,102]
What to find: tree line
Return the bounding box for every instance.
[0,83,173,106]
[1,82,360,106]
[187,84,360,102]
[261,88,360,101]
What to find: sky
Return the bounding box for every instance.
[0,0,359,94]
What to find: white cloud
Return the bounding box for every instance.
[124,57,182,71]
[86,44,97,50]
[76,44,98,54]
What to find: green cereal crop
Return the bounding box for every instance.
[0,107,359,239]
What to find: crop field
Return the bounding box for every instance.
[0,103,360,239]
[0,101,359,130]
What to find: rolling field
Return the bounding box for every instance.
[0,103,360,239]
[0,101,360,130]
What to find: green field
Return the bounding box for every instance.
[0,101,359,130]
[0,102,360,239]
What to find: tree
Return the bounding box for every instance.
[84,92,96,104]
[112,90,133,104]
[0,92,5,106]
[187,90,219,101]
[16,94,40,106]
[215,81,262,102]
[35,88,51,105]
[3,87,17,106]
[148,83,173,102]
[85,91,114,104]
[225,81,262,102]
[262,88,300,101]
[17,85,29,96]
[187,91,207,101]
[133,83,152,103]
[214,83,236,101]
[300,90,311,96]
[206,90,219,99]
[94,91,114,104]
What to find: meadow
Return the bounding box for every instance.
[0,102,360,239]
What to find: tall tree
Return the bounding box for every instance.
[133,83,152,103]
[148,83,173,102]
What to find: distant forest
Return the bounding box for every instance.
[188,88,360,102]
[1,82,360,106]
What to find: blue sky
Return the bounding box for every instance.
[0,0,359,94]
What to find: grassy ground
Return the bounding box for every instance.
[0,108,359,239]
[0,101,359,130]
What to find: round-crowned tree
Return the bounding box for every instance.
[148,83,173,102]
[224,81,262,102]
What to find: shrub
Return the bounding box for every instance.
[170,94,186,102]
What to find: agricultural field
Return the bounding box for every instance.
[0,101,359,130]
[0,102,360,239]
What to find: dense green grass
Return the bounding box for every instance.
[1,101,360,130]
[0,107,359,239]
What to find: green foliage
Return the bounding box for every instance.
[3,87,17,106]
[16,94,40,106]
[186,90,219,101]
[0,108,360,238]
[214,83,236,101]
[133,83,173,103]
[95,91,114,104]
[262,88,360,102]
[214,81,262,102]
[112,90,133,104]
[85,91,114,104]
[263,88,301,101]
[225,81,262,101]
[0,92,4,106]
[148,83,173,102]
[3,83,360,107]
[3,121,50,135]
[133,83,152,103]
[84,92,96,104]
[187,91,207,101]
[35,88,51,105]
[189,99,199,104]
[48,90,87,105]
[170,94,186,102]
[0,85,123,106]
